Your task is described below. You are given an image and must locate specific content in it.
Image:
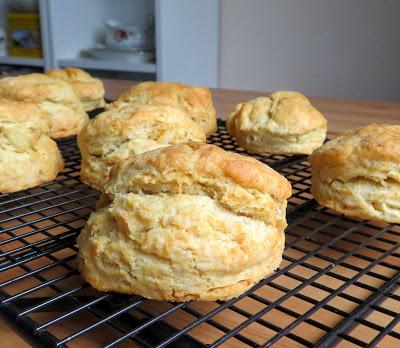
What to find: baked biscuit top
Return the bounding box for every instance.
[111,81,217,134]
[0,73,81,106]
[0,97,49,133]
[228,91,327,136]
[309,123,400,182]
[105,142,292,228]
[46,67,105,101]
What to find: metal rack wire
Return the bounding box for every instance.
[1,119,399,347]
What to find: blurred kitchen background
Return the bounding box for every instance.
[0,0,399,101]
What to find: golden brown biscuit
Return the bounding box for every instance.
[78,143,291,301]
[78,104,206,191]
[0,73,89,138]
[0,119,64,193]
[0,97,49,134]
[46,67,106,111]
[227,91,327,154]
[111,81,217,135]
[310,124,400,223]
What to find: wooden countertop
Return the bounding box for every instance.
[101,78,400,135]
[1,79,399,347]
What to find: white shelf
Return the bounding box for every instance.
[57,58,156,73]
[0,1,219,85]
[0,55,44,67]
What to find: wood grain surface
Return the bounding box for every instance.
[102,79,400,136]
[1,78,399,347]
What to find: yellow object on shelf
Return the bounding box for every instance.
[7,13,42,58]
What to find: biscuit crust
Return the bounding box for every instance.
[0,120,64,193]
[227,91,327,154]
[46,67,105,111]
[78,194,285,301]
[0,97,49,134]
[78,143,291,301]
[106,142,292,228]
[111,81,217,135]
[78,104,206,191]
[310,124,400,223]
[0,73,89,138]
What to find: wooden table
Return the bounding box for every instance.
[1,79,399,347]
[102,79,400,135]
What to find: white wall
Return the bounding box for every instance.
[156,0,219,87]
[219,0,400,101]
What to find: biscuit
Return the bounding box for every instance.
[77,143,291,301]
[46,67,106,111]
[78,104,206,191]
[0,97,49,134]
[309,124,400,223]
[0,73,89,138]
[111,81,217,135]
[227,91,327,154]
[0,119,64,193]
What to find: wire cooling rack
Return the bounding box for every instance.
[1,118,399,348]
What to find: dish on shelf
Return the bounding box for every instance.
[82,46,155,64]
[104,19,146,49]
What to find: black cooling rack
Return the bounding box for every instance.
[1,119,399,348]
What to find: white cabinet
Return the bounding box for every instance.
[0,0,219,87]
